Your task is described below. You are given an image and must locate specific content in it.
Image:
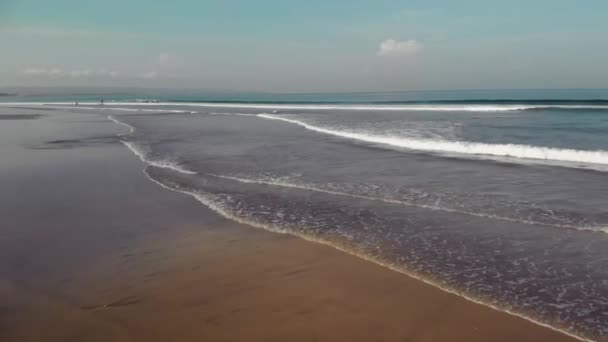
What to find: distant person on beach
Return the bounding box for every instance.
[100,99,104,105]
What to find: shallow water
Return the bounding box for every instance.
[4,95,608,340]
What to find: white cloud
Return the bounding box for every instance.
[158,53,172,66]
[23,67,120,78]
[377,39,423,56]
[49,68,63,76]
[94,69,120,77]
[68,69,91,78]
[141,71,159,79]
[23,68,48,75]
[24,67,65,76]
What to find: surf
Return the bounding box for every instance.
[105,115,197,175]
[140,168,591,342]
[107,115,135,134]
[4,101,608,112]
[121,141,197,175]
[209,173,608,234]
[256,114,608,170]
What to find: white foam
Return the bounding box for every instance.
[107,115,135,134]
[210,174,608,234]
[257,114,608,169]
[3,101,608,112]
[106,111,198,175]
[140,169,590,342]
[209,112,252,117]
[170,102,543,112]
[120,141,197,175]
[181,102,608,112]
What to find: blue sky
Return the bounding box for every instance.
[1,0,607,91]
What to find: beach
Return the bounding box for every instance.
[0,107,581,341]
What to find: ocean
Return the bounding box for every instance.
[3,88,608,340]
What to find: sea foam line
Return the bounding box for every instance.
[139,168,591,342]
[257,114,608,169]
[3,101,608,112]
[105,115,197,175]
[167,102,608,112]
[120,141,197,175]
[49,105,194,114]
[107,115,135,134]
[209,174,608,234]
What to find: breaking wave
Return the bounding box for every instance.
[4,101,608,112]
[209,173,608,234]
[257,114,608,169]
[105,115,197,175]
[107,115,135,134]
[121,141,197,175]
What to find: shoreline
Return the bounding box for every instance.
[113,112,589,342]
[143,165,588,342]
[0,107,582,341]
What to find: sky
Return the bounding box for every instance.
[1,0,608,92]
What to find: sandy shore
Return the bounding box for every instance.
[0,107,578,341]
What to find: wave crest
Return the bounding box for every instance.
[257,114,608,170]
[5,101,608,112]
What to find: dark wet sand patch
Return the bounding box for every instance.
[0,114,44,120]
[80,296,141,311]
[30,136,120,149]
[105,296,142,308]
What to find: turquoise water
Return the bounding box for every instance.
[3,87,608,103]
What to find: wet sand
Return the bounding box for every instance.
[0,107,578,341]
